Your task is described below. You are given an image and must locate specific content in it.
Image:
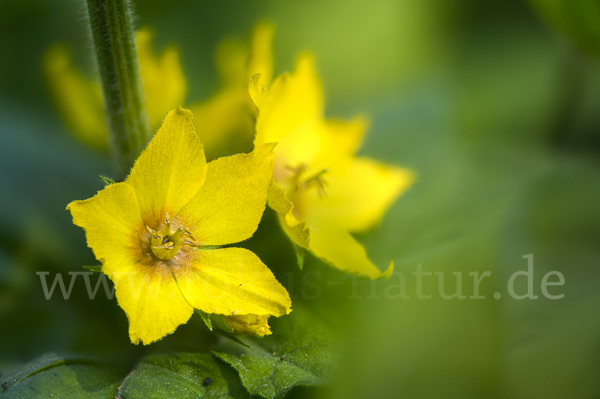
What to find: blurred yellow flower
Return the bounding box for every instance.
[49,23,411,279]
[67,107,291,345]
[251,55,414,279]
[189,22,274,160]
[44,44,108,150]
[44,28,185,151]
[135,30,187,130]
[44,24,271,159]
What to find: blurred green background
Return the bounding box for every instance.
[1,0,600,398]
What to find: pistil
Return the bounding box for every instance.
[147,216,199,260]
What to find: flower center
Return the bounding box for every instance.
[147,215,198,260]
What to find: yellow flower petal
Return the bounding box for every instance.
[189,23,275,160]
[66,183,144,277]
[43,45,107,150]
[267,180,310,249]
[222,314,272,337]
[215,22,274,88]
[321,117,368,158]
[304,157,415,232]
[215,38,248,88]
[307,220,393,279]
[137,29,187,129]
[252,49,412,279]
[175,143,276,246]
[113,262,193,345]
[45,29,186,151]
[173,247,292,316]
[68,183,194,345]
[247,22,274,86]
[306,117,368,174]
[253,55,324,169]
[189,89,254,161]
[254,53,323,144]
[126,107,207,228]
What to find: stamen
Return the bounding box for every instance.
[285,163,307,175]
[147,220,200,260]
[304,168,328,184]
[152,243,174,250]
[286,164,329,198]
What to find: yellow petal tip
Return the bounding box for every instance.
[254,21,275,36]
[44,44,69,71]
[136,27,152,44]
[381,261,394,279]
[174,106,193,119]
[297,51,315,67]
[261,141,278,152]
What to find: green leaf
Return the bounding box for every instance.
[213,305,337,399]
[293,244,305,269]
[1,353,252,399]
[213,329,251,349]
[83,265,103,273]
[196,309,213,331]
[0,353,121,398]
[209,314,233,333]
[115,353,250,399]
[98,175,116,186]
[195,310,251,348]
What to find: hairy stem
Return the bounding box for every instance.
[86,0,150,176]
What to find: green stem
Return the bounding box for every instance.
[85,0,150,177]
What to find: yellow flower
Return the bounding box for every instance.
[44,28,186,151]
[251,55,414,279]
[67,107,291,345]
[189,22,274,160]
[44,24,271,160]
[43,45,107,150]
[221,314,272,337]
[135,30,187,130]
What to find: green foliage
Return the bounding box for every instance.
[0,353,249,399]
[196,309,214,331]
[196,310,251,348]
[529,0,600,55]
[115,353,250,399]
[0,308,336,398]
[99,175,116,186]
[293,244,305,270]
[0,354,121,398]
[213,306,336,399]
[83,265,103,273]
